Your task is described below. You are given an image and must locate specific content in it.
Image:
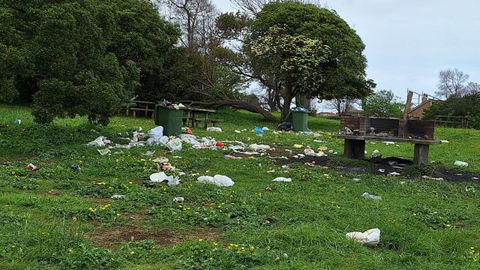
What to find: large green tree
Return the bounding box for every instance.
[0,0,179,125]
[246,2,374,120]
[361,90,403,118]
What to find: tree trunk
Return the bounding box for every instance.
[188,100,275,121]
[281,90,293,121]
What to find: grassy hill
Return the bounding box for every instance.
[1,104,479,269]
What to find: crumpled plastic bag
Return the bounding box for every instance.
[97,148,111,156]
[206,127,222,132]
[249,144,271,152]
[362,192,381,201]
[148,126,164,139]
[372,149,381,157]
[166,138,182,151]
[179,134,199,145]
[87,136,111,147]
[273,177,292,182]
[150,172,180,186]
[346,228,381,247]
[454,160,468,167]
[197,175,234,187]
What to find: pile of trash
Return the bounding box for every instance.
[87,126,226,155]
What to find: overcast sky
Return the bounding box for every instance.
[211,0,480,101]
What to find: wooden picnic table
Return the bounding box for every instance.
[125,100,155,118]
[333,134,441,165]
[184,107,216,129]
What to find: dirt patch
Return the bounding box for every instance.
[433,169,480,183]
[268,147,480,183]
[90,226,221,249]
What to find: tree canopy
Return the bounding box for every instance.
[0,0,179,124]
[361,90,403,118]
[246,2,374,120]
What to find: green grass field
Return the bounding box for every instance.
[1,104,480,269]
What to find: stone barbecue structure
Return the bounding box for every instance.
[334,116,440,165]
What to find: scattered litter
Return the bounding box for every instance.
[422,175,444,181]
[352,178,361,183]
[346,228,380,247]
[262,127,270,131]
[173,197,185,203]
[224,155,243,160]
[14,118,21,125]
[143,150,155,157]
[473,177,479,180]
[387,172,401,176]
[372,150,381,157]
[362,192,381,201]
[183,127,192,135]
[150,172,180,186]
[454,160,468,167]
[215,141,225,148]
[272,177,292,182]
[148,126,164,140]
[383,141,395,145]
[197,175,234,187]
[26,163,38,172]
[166,138,182,152]
[304,147,326,157]
[71,164,81,173]
[378,169,385,173]
[253,127,264,136]
[87,136,112,147]
[265,186,272,192]
[440,140,449,144]
[234,130,241,134]
[465,186,476,193]
[111,194,126,200]
[267,169,275,173]
[206,127,222,132]
[97,148,111,156]
[249,144,271,152]
[293,144,303,149]
[153,157,169,163]
[150,172,168,182]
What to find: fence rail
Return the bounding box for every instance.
[434,115,471,128]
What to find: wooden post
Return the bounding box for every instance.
[344,139,366,159]
[413,144,429,165]
[404,90,413,119]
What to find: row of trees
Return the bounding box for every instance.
[1,0,374,124]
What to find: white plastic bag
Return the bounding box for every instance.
[362,192,381,201]
[197,175,234,187]
[148,126,164,140]
[206,127,222,132]
[249,144,271,152]
[166,138,182,151]
[346,228,380,247]
[273,177,292,182]
[454,160,468,167]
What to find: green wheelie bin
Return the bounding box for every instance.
[154,105,184,136]
[292,107,309,132]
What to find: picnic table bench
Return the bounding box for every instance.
[183,107,221,129]
[333,134,441,165]
[125,100,155,118]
